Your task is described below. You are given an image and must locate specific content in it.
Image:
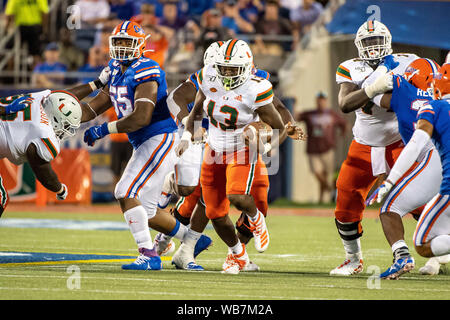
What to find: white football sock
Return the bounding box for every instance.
[342,238,362,260]
[124,206,153,250]
[168,219,188,241]
[430,235,450,256]
[230,240,243,255]
[437,254,450,264]
[183,228,202,248]
[248,209,262,223]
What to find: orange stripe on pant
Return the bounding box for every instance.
[125,134,167,198]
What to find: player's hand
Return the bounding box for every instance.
[175,139,189,157]
[98,66,111,86]
[83,122,110,147]
[376,180,393,204]
[5,96,33,115]
[365,72,393,98]
[56,184,68,201]
[193,127,207,144]
[381,55,399,71]
[285,122,307,141]
[366,180,393,206]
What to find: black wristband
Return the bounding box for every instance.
[94,79,103,89]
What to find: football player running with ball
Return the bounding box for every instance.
[331,20,419,276]
[176,39,287,274]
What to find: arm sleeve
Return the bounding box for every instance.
[336,64,353,84]
[252,81,274,110]
[38,0,50,14]
[30,137,60,162]
[387,129,431,184]
[5,0,16,16]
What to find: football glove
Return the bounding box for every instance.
[4,96,33,115]
[98,66,111,86]
[56,184,68,201]
[366,180,394,206]
[381,55,399,71]
[84,122,110,147]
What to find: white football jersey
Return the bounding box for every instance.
[336,53,419,147]
[0,90,60,165]
[198,64,274,153]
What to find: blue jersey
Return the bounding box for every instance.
[185,68,271,129]
[390,75,434,144]
[108,58,177,149]
[417,99,450,194]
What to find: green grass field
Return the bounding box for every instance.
[0,208,449,300]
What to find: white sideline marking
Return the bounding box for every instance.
[0,286,325,300]
[0,218,128,231]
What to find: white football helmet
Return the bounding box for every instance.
[355,20,392,63]
[215,39,253,90]
[43,91,82,140]
[203,41,224,66]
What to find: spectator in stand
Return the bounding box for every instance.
[78,46,107,85]
[197,8,233,52]
[5,0,49,66]
[159,1,187,32]
[73,0,111,52]
[222,0,254,34]
[253,0,296,55]
[290,0,323,48]
[109,0,136,21]
[74,0,111,28]
[237,0,259,24]
[131,3,158,27]
[58,28,85,71]
[143,24,170,68]
[106,108,134,187]
[184,0,215,21]
[32,43,68,88]
[296,91,348,203]
[139,0,165,18]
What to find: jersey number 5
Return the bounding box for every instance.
[0,94,32,121]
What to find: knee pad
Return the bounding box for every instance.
[335,219,363,241]
[235,212,253,239]
[171,207,191,226]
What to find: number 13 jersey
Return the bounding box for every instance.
[197,64,274,153]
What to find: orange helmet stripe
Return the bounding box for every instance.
[225,39,238,61]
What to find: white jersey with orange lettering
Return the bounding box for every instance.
[0,90,60,165]
[336,53,419,147]
[197,64,274,153]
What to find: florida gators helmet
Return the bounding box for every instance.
[404,58,440,91]
[109,21,149,61]
[432,63,450,100]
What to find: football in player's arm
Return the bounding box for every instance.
[176,86,287,157]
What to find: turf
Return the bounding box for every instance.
[0,209,449,300]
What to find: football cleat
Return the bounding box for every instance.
[419,257,441,275]
[153,233,175,256]
[221,244,249,274]
[380,256,415,280]
[121,248,162,271]
[194,234,213,258]
[172,242,198,270]
[330,258,364,276]
[242,260,260,272]
[248,212,270,253]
